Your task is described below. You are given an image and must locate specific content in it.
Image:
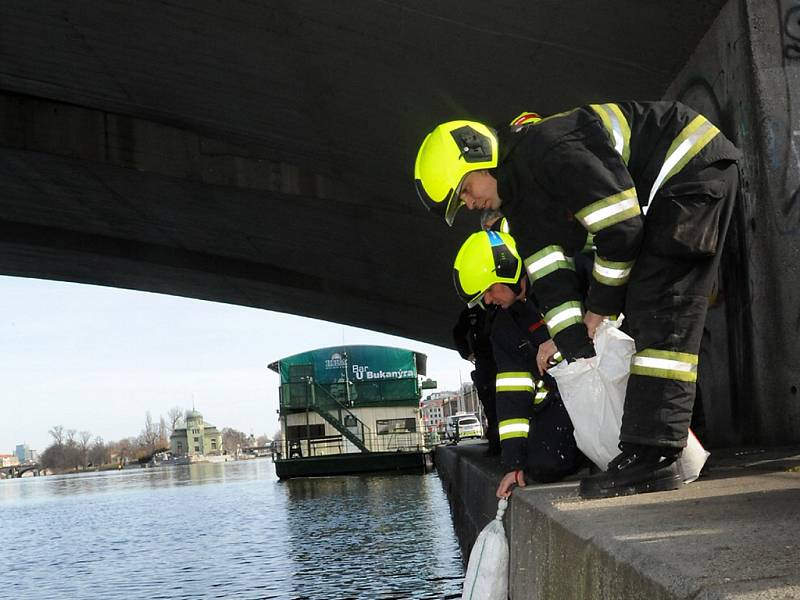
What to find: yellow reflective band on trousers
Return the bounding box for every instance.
[524,245,574,282]
[544,301,584,336]
[648,115,720,205]
[575,187,641,234]
[630,349,699,383]
[499,418,529,441]
[593,256,635,286]
[590,103,631,165]
[496,372,535,393]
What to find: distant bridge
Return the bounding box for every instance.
[0,463,44,478]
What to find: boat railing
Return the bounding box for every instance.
[270,431,426,461]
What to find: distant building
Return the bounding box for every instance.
[459,382,483,417]
[15,444,38,464]
[0,454,19,467]
[420,395,446,434]
[170,410,223,457]
[426,390,461,418]
[423,385,484,430]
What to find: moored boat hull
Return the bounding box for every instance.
[274,450,429,480]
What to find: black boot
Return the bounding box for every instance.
[579,443,681,499]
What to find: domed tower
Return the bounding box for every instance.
[185,410,205,455]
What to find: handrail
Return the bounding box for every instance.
[308,379,372,452]
[270,431,426,461]
[311,380,373,438]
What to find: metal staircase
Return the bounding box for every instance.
[308,379,372,453]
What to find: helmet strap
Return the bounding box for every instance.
[509,274,527,301]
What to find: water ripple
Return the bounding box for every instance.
[0,461,463,599]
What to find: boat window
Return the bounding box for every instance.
[288,364,314,383]
[286,424,326,440]
[376,418,417,435]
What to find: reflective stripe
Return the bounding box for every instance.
[590,103,631,165]
[534,383,548,405]
[499,418,529,440]
[544,301,583,336]
[647,115,720,206]
[593,256,635,286]
[582,232,596,253]
[552,351,563,363]
[630,349,699,383]
[496,372,534,393]
[524,246,574,282]
[575,187,641,233]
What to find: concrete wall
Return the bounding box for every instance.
[664,0,800,447]
[437,444,800,600]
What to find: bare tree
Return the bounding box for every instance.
[63,429,80,470]
[167,406,184,434]
[112,437,138,464]
[88,437,109,466]
[221,427,248,455]
[158,415,169,448]
[49,425,64,446]
[139,412,160,453]
[78,431,93,468]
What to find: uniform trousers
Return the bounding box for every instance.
[620,160,739,447]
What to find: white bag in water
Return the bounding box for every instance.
[549,320,710,482]
[461,498,509,600]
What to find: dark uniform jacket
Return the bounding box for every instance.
[452,305,494,364]
[489,299,553,470]
[497,102,740,360]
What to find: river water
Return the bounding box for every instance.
[0,460,464,599]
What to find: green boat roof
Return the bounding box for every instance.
[268,344,427,384]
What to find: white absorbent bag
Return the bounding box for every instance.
[461,498,509,600]
[549,320,710,482]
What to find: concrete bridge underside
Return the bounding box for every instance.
[1,1,799,447]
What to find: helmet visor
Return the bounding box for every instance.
[465,292,485,309]
[443,174,469,226]
[444,194,464,227]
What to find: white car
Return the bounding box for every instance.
[446,414,483,440]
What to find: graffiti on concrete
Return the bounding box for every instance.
[777,0,800,233]
[788,129,800,229]
[784,2,800,59]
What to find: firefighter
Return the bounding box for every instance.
[452,304,500,455]
[415,102,740,498]
[453,230,583,497]
[450,210,512,456]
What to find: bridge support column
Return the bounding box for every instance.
[664,0,800,447]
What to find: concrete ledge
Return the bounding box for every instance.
[436,442,800,599]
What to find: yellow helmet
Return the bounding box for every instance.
[453,230,522,307]
[414,120,498,226]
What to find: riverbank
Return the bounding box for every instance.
[436,442,800,599]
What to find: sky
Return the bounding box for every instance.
[0,275,471,454]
